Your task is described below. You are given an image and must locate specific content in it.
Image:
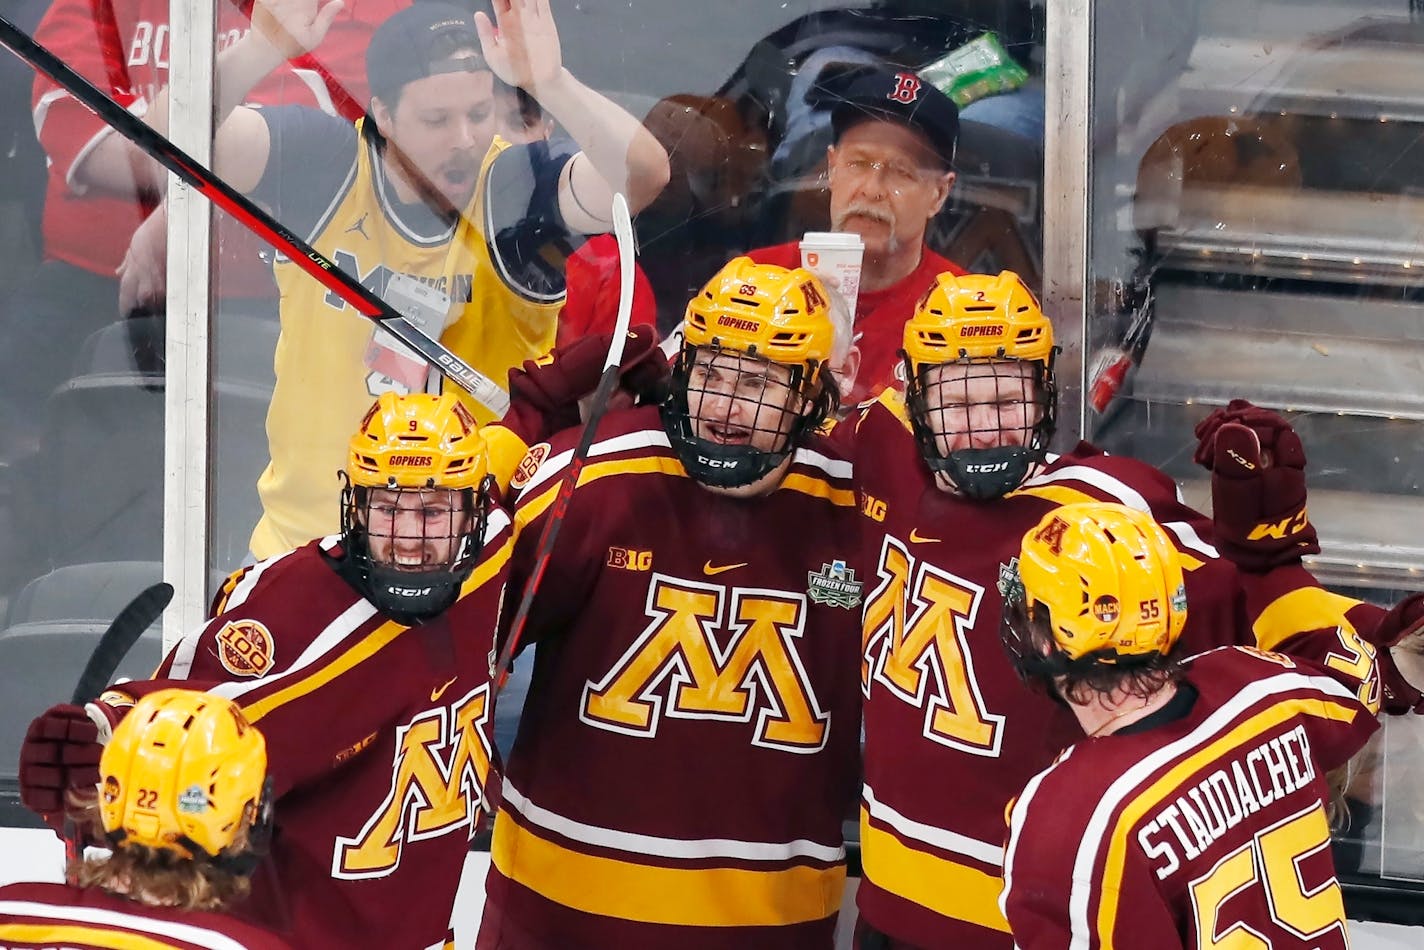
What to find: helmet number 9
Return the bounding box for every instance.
[408,420,419,432]
[1139,599,1160,621]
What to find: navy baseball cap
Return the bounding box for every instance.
[366,3,488,107]
[811,64,959,168]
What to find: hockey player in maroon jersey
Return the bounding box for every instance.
[19,392,515,949]
[998,503,1378,950]
[0,689,291,949]
[479,257,863,949]
[837,270,1383,949]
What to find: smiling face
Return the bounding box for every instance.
[372,66,498,211]
[361,487,472,571]
[684,347,806,453]
[919,359,1043,456]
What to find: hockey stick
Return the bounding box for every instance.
[492,193,636,693]
[63,580,175,882]
[0,15,509,417]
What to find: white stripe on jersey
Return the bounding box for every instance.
[501,779,845,864]
[1062,665,1359,950]
[1024,464,1219,559]
[0,899,256,950]
[517,429,672,499]
[210,599,379,702]
[1000,745,1078,922]
[791,446,853,481]
[167,546,300,679]
[863,781,1004,868]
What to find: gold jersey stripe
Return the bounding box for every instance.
[241,542,511,723]
[1252,586,1362,653]
[491,814,845,928]
[1093,696,1363,948]
[516,455,855,529]
[858,806,1012,933]
[0,922,181,949]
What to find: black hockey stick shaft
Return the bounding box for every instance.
[63,580,173,881]
[71,582,175,705]
[0,15,508,416]
[492,195,636,693]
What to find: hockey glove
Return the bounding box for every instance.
[1193,400,1319,572]
[17,702,123,832]
[506,324,668,439]
[1366,594,1424,715]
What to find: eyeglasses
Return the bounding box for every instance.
[833,157,933,190]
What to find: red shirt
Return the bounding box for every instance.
[555,233,659,347]
[0,881,293,949]
[29,0,397,280]
[748,241,964,406]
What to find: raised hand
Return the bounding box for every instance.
[1193,400,1318,572]
[474,0,564,93]
[251,0,346,60]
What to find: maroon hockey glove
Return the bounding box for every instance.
[505,324,668,440]
[1365,594,1424,715]
[1193,401,1319,572]
[17,703,120,832]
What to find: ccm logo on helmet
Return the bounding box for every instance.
[965,461,1010,474]
[717,315,760,332]
[698,456,741,469]
[960,325,1004,338]
[389,586,435,597]
[388,454,433,467]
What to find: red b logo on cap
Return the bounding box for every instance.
[888,72,922,105]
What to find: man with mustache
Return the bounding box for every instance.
[748,64,964,407]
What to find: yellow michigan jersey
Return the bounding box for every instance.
[250,120,564,559]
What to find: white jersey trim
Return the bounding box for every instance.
[863,781,1004,868]
[0,899,256,950]
[210,598,380,702]
[517,429,672,500]
[1025,464,1220,559]
[167,546,299,679]
[1060,665,1359,950]
[1001,744,1077,922]
[501,779,845,864]
[791,446,853,481]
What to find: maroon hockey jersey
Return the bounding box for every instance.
[124,523,511,950]
[838,392,1380,950]
[0,881,292,949]
[1002,647,1377,950]
[479,406,864,949]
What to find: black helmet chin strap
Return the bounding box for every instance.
[942,446,1040,500]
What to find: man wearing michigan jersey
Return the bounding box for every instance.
[142,0,669,558]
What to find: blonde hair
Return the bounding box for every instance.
[67,791,256,913]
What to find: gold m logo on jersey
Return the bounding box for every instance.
[862,536,1006,756]
[333,685,493,879]
[581,575,829,752]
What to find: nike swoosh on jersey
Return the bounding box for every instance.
[908,529,942,544]
[703,561,749,576]
[431,676,458,702]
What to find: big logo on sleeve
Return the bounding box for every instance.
[333,685,493,878]
[580,575,829,752]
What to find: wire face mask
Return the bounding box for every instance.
[905,357,1054,500]
[664,344,824,488]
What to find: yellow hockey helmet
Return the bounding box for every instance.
[902,270,1053,374]
[683,256,836,384]
[669,257,841,489]
[348,391,489,490]
[900,270,1058,499]
[99,689,268,863]
[1001,503,1187,683]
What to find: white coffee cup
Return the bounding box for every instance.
[800,231,864,320]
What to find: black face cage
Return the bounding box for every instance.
[338,475,493,622]
[904,353,1058,500]
[662,343,839,488]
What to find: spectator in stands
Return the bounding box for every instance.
[0,689,289,949]
[749,63,965,406]
[133,0,667,560]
